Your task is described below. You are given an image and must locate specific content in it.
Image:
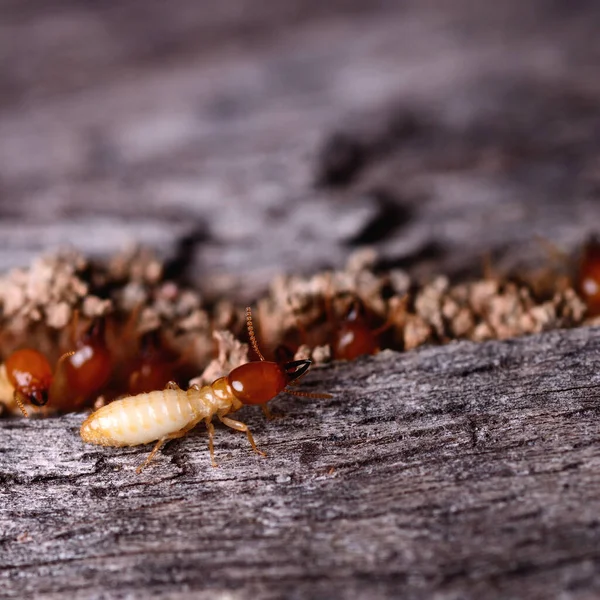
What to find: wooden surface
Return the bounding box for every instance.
[1,1,600,598]
[1,327,600,599]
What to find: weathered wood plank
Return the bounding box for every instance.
[1,326,599,599]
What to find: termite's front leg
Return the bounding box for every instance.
[217,412,266,457]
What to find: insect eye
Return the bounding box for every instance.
[29,389,49,407]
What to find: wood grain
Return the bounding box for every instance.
[1,326,600,598]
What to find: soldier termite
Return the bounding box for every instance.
[50,317,112,412]
[330,296,393,360]
[80,307,331,473]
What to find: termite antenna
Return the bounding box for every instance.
[56,350,76,370]
[246,307,265,362]
[284,389,333,400]
[13,391,29,418]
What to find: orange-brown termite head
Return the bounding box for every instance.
[332,299,381,360]
[577,236,600,317]
[5,348,53,415]
[228,307,329,408]
[228,358,312,405]
[127,330,179,395]
[51,317,113,410]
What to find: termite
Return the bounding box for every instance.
[3,348,55,416]
[80,307,330,473]
[126,330,184,395]
[577,236,600,317]
[318,282,397,360]
[287,287,391,361]
[529,234,600,317]
[50,317,113,411]
[331,297,391,360]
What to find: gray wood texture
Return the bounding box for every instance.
[1,326,600,599]
[0,1,599,301]
[1,1,600,598]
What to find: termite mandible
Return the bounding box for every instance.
[80,307,331,472]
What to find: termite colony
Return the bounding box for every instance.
[0,240,597,469]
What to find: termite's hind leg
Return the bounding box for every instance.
[218,414,267,457]
[205,418,218,467]
[135,428,190,474]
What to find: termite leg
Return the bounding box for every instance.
[371,297,408,337]
[135,428,189,473]
[260,404,284,420]
[218,414,266,457]
[261,404,274,420]
[204,418,217,467]
[165,381,180,391]
[137,439,167,473]
[13,391,29,418]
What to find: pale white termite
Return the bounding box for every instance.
[80,308,329,472]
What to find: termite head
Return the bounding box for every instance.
[230,307,329,406]
[333,299,379,360]
[128,330,179,395]
[577,236,600,317]
[51,316,113,410]
[5,348,53,413]
[227,359,312,405]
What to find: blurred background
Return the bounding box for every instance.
[0,0,598,302]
